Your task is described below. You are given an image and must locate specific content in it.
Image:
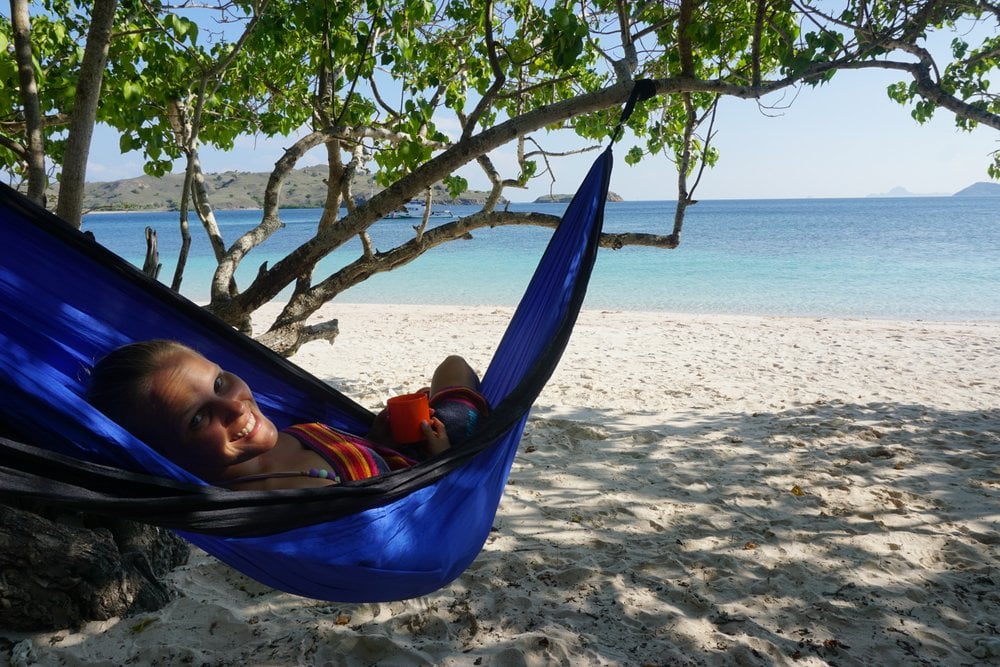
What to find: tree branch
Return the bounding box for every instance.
[677,0,695,78]
[461,0,506,140]
[751,0,766,89]
[258,209,680,353]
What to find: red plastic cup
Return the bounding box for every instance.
[386,392,431,444]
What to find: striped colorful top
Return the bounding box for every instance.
[283,422,417,482]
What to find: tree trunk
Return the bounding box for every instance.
[54,0,118,228]
[0,504,189,631]
[9,0,47,205]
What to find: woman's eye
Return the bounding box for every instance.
[214,374,225,393]
[189,412,205,430]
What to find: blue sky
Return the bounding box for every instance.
[86,67,997,202]
[642,71,998,200]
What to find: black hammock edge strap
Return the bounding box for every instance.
[611,79,657,143]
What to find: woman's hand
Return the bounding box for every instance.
[421,416,450,455]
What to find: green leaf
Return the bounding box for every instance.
[625,146,644,166]
[122,80,137,101]
[444,174,468,199]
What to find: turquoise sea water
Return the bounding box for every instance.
[82,196,1000,320]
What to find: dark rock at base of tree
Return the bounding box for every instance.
[0,504,190,631]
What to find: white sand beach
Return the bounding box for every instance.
[5,303,1000,666]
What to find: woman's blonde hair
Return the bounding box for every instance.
[87,339,193,431]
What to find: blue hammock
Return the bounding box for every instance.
[0,82,653,601]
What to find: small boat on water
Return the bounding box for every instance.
[385,202,454,219]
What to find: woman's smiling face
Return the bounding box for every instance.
[135,347,279,480]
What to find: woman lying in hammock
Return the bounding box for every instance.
[87,340,489,490]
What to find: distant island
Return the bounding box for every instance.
[868,182,1000,198]
[867,186,938,197]
[51,168,999,211]
[56,165,501,212]
[953,181,1000,197]
[534,191,624,203]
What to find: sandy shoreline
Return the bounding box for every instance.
[4,304,1000,666]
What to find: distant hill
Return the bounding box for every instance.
[953,181,1000,197]
[49,165,498,212]
[534,191,624,203]
[868,182,1000,198]
[868,186,923,197]
[867,185,953,197]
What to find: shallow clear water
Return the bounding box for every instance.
[82,195,1000,320]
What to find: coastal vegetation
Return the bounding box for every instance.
[1,1,998,354]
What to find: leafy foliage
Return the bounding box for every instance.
[1,1,998,351]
